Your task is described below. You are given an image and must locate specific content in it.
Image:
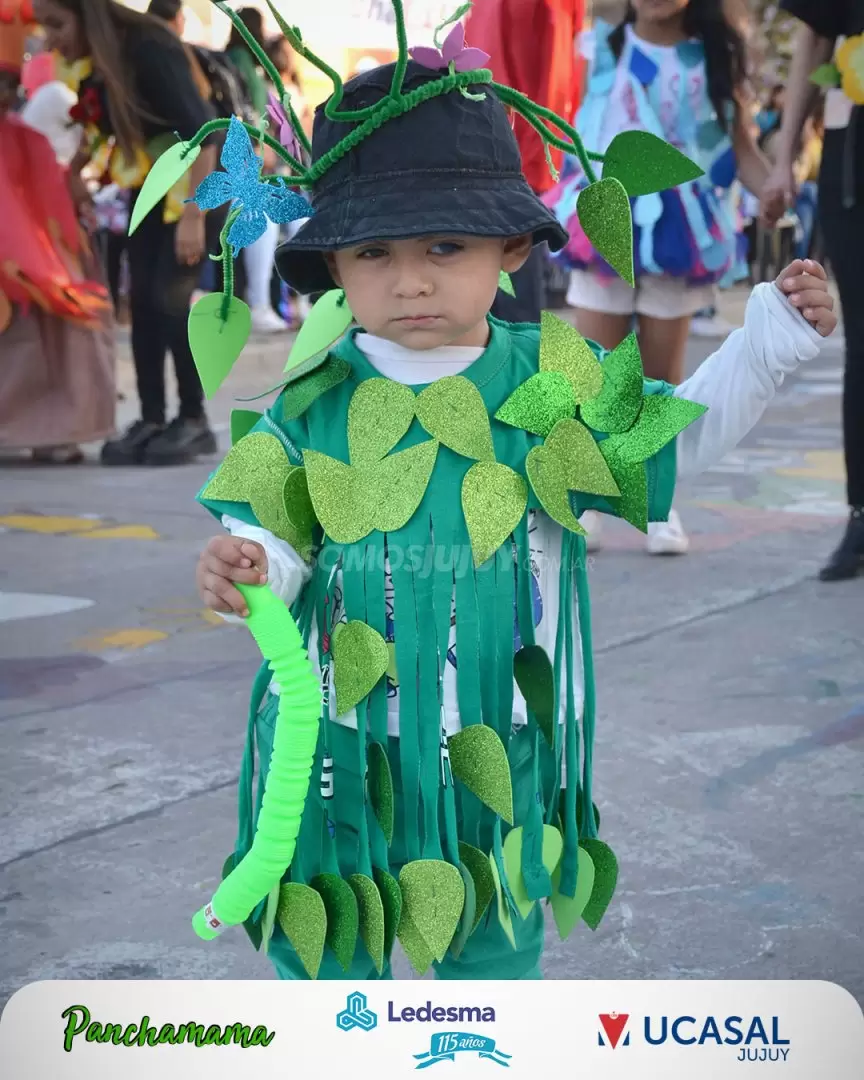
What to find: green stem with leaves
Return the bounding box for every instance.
[217,208,242,321]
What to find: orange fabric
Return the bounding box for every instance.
[466,0,585,194]
[0,114,109,325]
[0,0,32,71]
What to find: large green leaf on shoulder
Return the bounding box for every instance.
[280,356,352,420]
[580,332,644,434]
[495,371,576,438]
[347,379,416,464]
[603,130,704,196]
[606,393,707,464]
[539,311,604,402]
[415,376,495,461]
[599,440,650,532]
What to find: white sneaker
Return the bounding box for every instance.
[579,509,604,553]
[251,306,289,333]
[690,314,736,338]
[646,509,690,555]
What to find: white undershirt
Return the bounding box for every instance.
[354,333,484,382]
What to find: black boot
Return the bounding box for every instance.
[143,415,218,466]
[819,508,864,582]
[100,419,165,466]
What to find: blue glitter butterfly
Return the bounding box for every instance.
[191,116,312,250]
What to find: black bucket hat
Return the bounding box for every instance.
[275,60,569,296]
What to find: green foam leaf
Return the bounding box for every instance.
[502,824,563,919]
[461,461,528,567]
[188,294,251,398]
[539,311,604,402]
[332,620,389,716]
[550,846,596,940]
[458,841,497,932]
[580,838,619,930]
[311,873,359,973]
[366,439,439,533]
[348,378,416,464]
[399,859,465,962]
[303,450,373,544]
[603,130,704,196]
[494,371,576,438]
[580,332,644,434]
[810,63,842,89]
[489,852,516,949]
[513,645,555,746]
[449,862,477,959]
[368,742,394,844]
[415,376,495,462]
[348,873,385,974]
[282,289,353,377]
[230,408,261,445]
[276,882,327,979]
[526,444,585,535]
[498,270,516,296]
[129,141,200,235]
[397,908,436,975]
[280,356,351,420]
[608,394,707,464]
[577,177,634,286]
[448,725,514,824]
[373,867,403,960]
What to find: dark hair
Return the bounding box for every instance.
[265,35,301,88]
[227,7,265,50]
[609,0,746,132]
[147,0,182,22]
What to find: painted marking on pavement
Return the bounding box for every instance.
[73,628,170,652]
[0,513,160,539]
[0,592,94,622]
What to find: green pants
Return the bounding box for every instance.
[254,693,545,981]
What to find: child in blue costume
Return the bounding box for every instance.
[544,0,773,553]
[190,4,835,981]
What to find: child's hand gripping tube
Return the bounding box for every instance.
[192,583,321,940]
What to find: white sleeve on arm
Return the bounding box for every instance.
[673,282,825,479]
[216,514,312,623]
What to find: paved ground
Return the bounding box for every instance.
[1,296,862,1002]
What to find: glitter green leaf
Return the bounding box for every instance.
[366,439,439,533]
[580,332,644,434]
[399,859,465,962]
[348,873,386,974]
[397,907,436,976]
[415,376,496,462]
[276,882,327,979]
[368,741,395,844]
[311,873,359,972]
[538,311,604,402]
[448,725,514,824]
[603,130,704,196]
[494,371,576,438]
[458,841,497,932]
[577,177,634,286]
[598,442,650,532]
[461,461,528,567]
[280,356,352,420]
[332,620,389,716]
[580,838,619,930]
[373,867,403,960]
[347,378,416,464]
[303,450,374,543]
[489,852,516,949]
[607,393,707,463]
[498,270,516,296]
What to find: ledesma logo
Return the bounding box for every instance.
[336,992,378,1032]
[597,1012,792,1062]
[598,1013,630,1049]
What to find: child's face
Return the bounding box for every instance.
[327,234,532,350]
[631,0,689,24]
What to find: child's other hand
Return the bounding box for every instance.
[197,535,268,617]
[775,259,837,338]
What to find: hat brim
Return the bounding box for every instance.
[275,174,569,295]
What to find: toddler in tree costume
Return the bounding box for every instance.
[181,2,834,980]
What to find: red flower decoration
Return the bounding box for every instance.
[69,86,102,127]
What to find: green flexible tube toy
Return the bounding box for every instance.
[192,583,321,940]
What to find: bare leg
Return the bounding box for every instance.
[636,314,691,385]
[573,308,632,352]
